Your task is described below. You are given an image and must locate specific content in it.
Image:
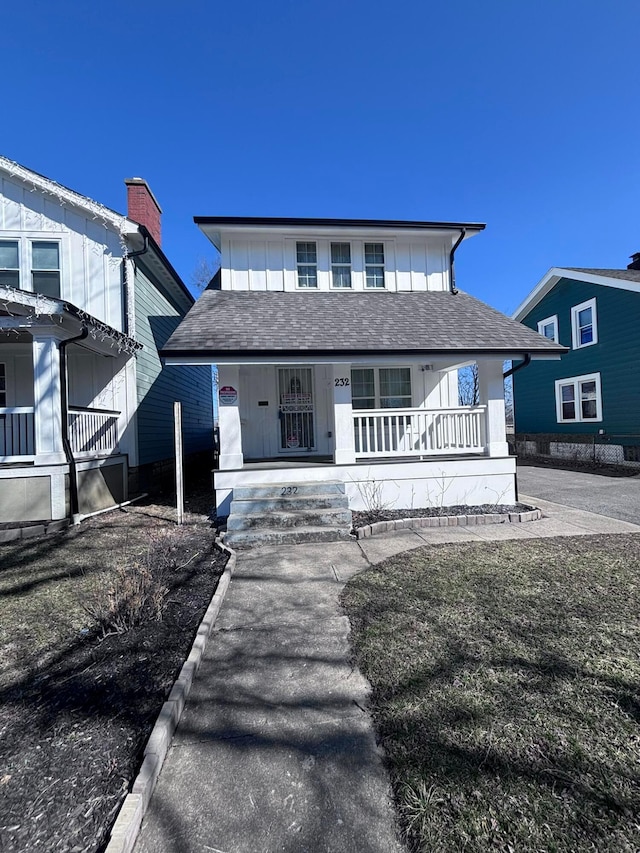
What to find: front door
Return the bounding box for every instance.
[278,367,315,453]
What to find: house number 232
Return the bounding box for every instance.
[334,378,350,386]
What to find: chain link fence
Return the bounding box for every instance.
[512,433,640,470]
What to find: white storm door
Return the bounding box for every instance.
[278,367,315,452]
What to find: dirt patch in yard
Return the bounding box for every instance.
[0,491,226,853]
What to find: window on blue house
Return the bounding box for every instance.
[555,372,602,423]
[571,298,597,349]
[537,315,558,342]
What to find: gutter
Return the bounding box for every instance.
[503,354,532,379]
[449,228,466,294]
[60,326,89,524]
[122,231,149,335]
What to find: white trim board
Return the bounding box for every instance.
[513,267,640,322]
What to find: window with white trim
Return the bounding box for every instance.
[364,243,385,288]
[351,367,412,409]
[31,241,60,298]
[296,241,317,288]
[0,241,19,288]
[571,298,597,349]
[555,372,602,423]
[0,238,61,296]
[537,314,558,342]
[330,242,351,288]
[0,363,5,406]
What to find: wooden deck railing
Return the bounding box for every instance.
[353,405,487,459]
[0,408,35,460]
[68,407,119,455]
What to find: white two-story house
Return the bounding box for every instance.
[160,216,564,518]
[0,157,213,529]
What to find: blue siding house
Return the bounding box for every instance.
[512,256,640,463]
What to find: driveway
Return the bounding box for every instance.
[517,464,640,526]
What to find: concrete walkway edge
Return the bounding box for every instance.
[104,538,237,853]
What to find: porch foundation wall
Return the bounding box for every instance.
[213,456,516,517]
[0,456,129,524]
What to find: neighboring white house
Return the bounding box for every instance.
[160,216,565,517]
[0,157,213,526]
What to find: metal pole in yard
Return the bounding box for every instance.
[174,401,184,525]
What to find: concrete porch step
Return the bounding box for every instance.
[223,526,354,548]
[233,481,345,501]
[224,480,352,547]
[226,507,353,531]
[229,494,349,514]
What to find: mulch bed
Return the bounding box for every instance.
[0,498,226,853]
[353,502,535,528]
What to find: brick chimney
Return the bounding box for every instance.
[125,178,162,246]
[628,252,640,271]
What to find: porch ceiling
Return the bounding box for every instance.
[160,289,568,362]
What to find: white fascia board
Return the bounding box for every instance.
[512,269,563,321]
[513,267,640,321]
[0,155,137,237]
[162,351,560,368]
[196,222,483,252]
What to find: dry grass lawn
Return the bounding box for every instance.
[341,534,640,853]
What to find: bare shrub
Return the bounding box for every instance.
[83,528,186,637]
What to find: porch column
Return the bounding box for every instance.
[218,364,243,469]
[477,358,509,457]
[32,332,66,464]
[332,363,355,465]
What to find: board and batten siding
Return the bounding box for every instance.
[220,235,449,292]
[134,266,213,465]
[0,173,124,330]
[514,278,640,436]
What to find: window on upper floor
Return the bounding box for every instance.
[0,241,19,288]
[0,238,61,297]
[537,314,558,343]
[296,241,317,288]
[555,372,602,423]
[0,363,5,407]
[31,242,61,298]
[330,242,351,288]
[364,243,385,288]
[571,298,597,349]
[351,367,412,409]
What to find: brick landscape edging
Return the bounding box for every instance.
[104,537,237,853]
[355,508,542,539]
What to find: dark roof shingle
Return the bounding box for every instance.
[161,290,566,358]
[565,267,640,283]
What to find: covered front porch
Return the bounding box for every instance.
[214,357,512,516]
[0,286,139,523]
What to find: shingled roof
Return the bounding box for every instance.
[161,289,566,359]
[565,267,640,283]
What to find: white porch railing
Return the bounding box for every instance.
[0,407,36,460]
[68,407,119,456]
[353,406,487,459]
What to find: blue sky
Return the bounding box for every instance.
[4,0,638,314]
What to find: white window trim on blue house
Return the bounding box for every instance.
[555,372,602,423]
[537,314,558,343]
[571,298,597,349]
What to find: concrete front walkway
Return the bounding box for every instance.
[134,498,640,853]
[135,539,405,853]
